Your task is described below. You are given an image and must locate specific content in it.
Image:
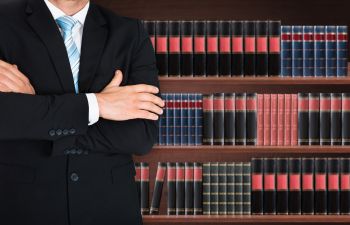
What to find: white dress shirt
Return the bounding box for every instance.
[44,0,99,126]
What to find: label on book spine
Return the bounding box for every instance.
[185,162,194,215]
[331,93,342,145]
[263,158,276,214]
[326,26,337,77]
[224,93,235,145]
[167,162,176,215]
[320,93,331,145]
[207,21,219,77]
[289,158,301,215]
[176,162,185,215]
[203,94,214,145]
[156,21,168,76]
[219,21,231,76]
[168,21,181,77]
[256,21,268,76]
[292,26,303,77]
[315,158,327,215]
[181,21,194,77]
[231,21,244,76]
[281,26,292,77]
[251,158,263,215]
[235,93,246,145]
[309,93,320,145]
[213,93,224,145]
[336,26,348,77]
[302,158,314,214]
[314,26,326,77]
[276,158,288,215]
[150,162,167,215]
[194,21,206,77]
[303,26,315,77]
[244,21,256,76]
[298,93,309,145]
[194,162,203,215]
[328,158,340,215]
[268,21,281,76]
[246,93,257,145]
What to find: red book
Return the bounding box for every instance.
[263,94,271,146]
[257,94,264,146]
[277,94,285,146]
[284,94,292,146]
[270,94,278,146]
[291,94,299,146]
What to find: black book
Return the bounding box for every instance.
[140,162,150,215]
[243,162,251,215]
[167,162,176,215]
[181,21,194,77]
[243,21,256,76]
[340,158,350,214]
[234,162,243,215]
[255,21,268,76]
[246,93,257,145]
[227,162,235,215]
[194,162,203,215]
[213,93,225,145]
[331,93,342,145]
[219,21,231,76]
[342,93,350,145]
[185,162,194,215]
[263,158,276,214]
[276,158,289,215]
[251,158,263,215]
[298,93,309,145]
[194,21,206,77]
[134,162,141,203]
[203,163,211,215]
[315,158,327,215]
[218,163,227,215]
[288,158,301,215]
[176,162,185,215]
[142,20,156,49]
[206,21,219,77]
[320,93,331,145]
[224,93,235,145]
[327,158,340,215]
[168,21,181,77]
[231,21,244,76]
[155,21,168,76]
[302,158,314,214]
[268,21,281,76]
[210,162,219,215]
[309,93,320,145]
[150,162,167,215]
[203,94,214,145]
[235,93,246,145]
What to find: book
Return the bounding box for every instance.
[143,20,156,49]
[268,21,281,76]
[263,158,276,214]
[194,21,206,77]
[320,93,331,145]
[289,158,301,215]
[315,158,327,215]
[168,21,181,77]
[342,93,350,145]
[203,163,211,215]
[213,93,225,145]
[251,158,263,215]
[340,158,350,214]
[235,93,246,145]
[134,162,141,202]
[210,162,219,215]
[195,93,203,145]
[302,158,314,214]
[234,162,243,215]
[207,21,219,77]
[257,94,264,146]
[256,20,268,76]
[231,21,244,76]
[303,26,315,77]
[284,94,292,146]
[291,94,298,146]
[298,93,309,145]
[188,94,195,145]
[270,94,278,146]
[166,94,174,145]
[244,21,256,76]
[174,93,181,145]
[309,93,320,145]
[185,162,194,215]
[277,94,285,146]
[159,93,167,145]
[331,93,342,145]
[227,162,235,215]
[219,21,231,77]
[180,93,189,145]
[326,26,337,77]
[281,26,292,77]
[181,21,194,77]
[314,26,326,77]
[176,162,185,215]
[327,158,340,215]
[203,94,214,145]
[246,93,257,145]
[337,26,348,77]
[292,26,303,77]
[141,162,150,215]
[150,162,167,215]
[167,162,176,215]
[276,158,288,215]
[263,94,271,146]
[194,162,203,215]
[242,162,251,215]
[224,93,235,145]
[156,21,168,76]
[218,162,227,215]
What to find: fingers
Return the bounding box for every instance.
[137,93,165,107]
[105,70,123,89]
[0,82,12,93]
[134,109,159,120]
[132,84,159,94]
[138,101,163,115]
[0,60,29,84]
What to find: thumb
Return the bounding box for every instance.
[106,70,123,89]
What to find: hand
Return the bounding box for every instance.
[0,60,35,95]
[96,70,165,121]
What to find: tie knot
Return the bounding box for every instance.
[56,16,78,33]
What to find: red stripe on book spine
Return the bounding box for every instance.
[315,174,326,190]
[277,174,288,190]
[194,37,205,53]
[224,98,235,110]
[271,94,278,146]
[328,174,339,190]
[320,97,331,111]
[341,174,350,190]
[326,33,337,41]
[264,174,275,190]
[207,37,218,53]
[252,174,263,190]
[269,37,281,52]
[232,37,243,53]
[156,166,166,181]
[156,37,168,53]
[194,167,202,181]
[174,102,181,108]
[213,99,224,111]
[150,36,155,49]
[135,167,141,180]
[291,94,298,146]
[168,167,176,181]
[244,37,256,53]
[219,37,230,53]
[176,167,185,180]
[298,98,309,112]
[315,34,325,41]
[342,97,350,111]
[289,174,301,190]
[257,37,268,53]
[181,101,189,108]
[141,167,149,181]
[185,168,194,181]
[277,94,284,146]
[257,94,264,146]
[281,34,291,41]
[292,34,302,41]
[169,37,180,53]
[303,34,314,41]
[331,99,342,111]
[338,34,348,41]
[246,97,257,111]
[195,101,203,108]
[203,97,213,110]
[309,97,320,111]
[302,174,314,190]
[235,98,246,111]
[182,37,193,53]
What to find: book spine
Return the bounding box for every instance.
[342,93,350,145]
[195,93,203,145]
[331,93,342,145]
[213,93,225,145]
[270,94,278,146]
[234,162,243,215]
[309,93,320,145]
[203,94,214,145]
[328,158,340,215]
[288,158,301,215]
[298,93,309,145]
[210,162,219,215]
[219,21,231,77]
[168,21,181,77]
[156,21,168,76]
[340,158,350,214]
[303,26,315,77]
[135,162,141,203]
[268,21,281,76]
[302,158,314,215]
[292,26,303,77]
[231,21,244,76]
[276,158,289,215]
[194,21,206,77]
[194,162,203,215]
[227,163,235,215]
[218,162,227,215]
[174,93,181,145]
[243,162,251,215]
[141,162,150,215]
[277,94,285,146]
[337,26,348,77]
[235,93,246,145]
[150,162,167,215]
[281,26,292,77]
[291,94,299,146]
[257,94,264,146]
[159,93,167,145]
[181,21,194,77]
[256,20,269,77]
[176,162,185,215]
[224,93,235,145]
[314,26,326,77]
[166,94,174,145]
[251,158,263,215]
[263,94,271,146]
[181,93,189,145]
[203,163,211,215]
[326,26,337,77]
[187,93,195,145]
[246,93,257,145]
[185,162,194,215]
[143,20,156,49]
[315,158,327,215]
[244,21,256,76]
[264,158,276,214]
[284,94,292,146]
[207,21,219,77]
[320,93,331,145]
[167,162,176,215]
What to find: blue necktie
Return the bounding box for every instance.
[56,16,80,93]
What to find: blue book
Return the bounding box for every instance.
[326,26,337,77]
[314,26,326,77]
[303,26,315,77]
[337,26,348,77]
[281,26,292,77]
[166,93,174,145]
[195,93,203,145]
[173,93,181,145]
[188,93,196,145]
[180,93,189,145]
[292,26,303,77]
[158,93,167,145]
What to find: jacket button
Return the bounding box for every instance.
[63,129,69,135]
[70,173,79,182]
[56,129,62,136]
[69,129,76,134]
[49,130,56,137]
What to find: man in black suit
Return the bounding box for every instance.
[0,0,163,224]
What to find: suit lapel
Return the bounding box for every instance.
[79,3,108,93]
[25,0,75,93]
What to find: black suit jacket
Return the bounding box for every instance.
[0,0,159,224]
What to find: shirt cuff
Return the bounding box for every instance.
[86,93,100,126]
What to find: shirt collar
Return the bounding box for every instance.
[44,0,90,25]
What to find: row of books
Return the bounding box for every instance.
[142,20,348,77]
[252,158,350,215]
